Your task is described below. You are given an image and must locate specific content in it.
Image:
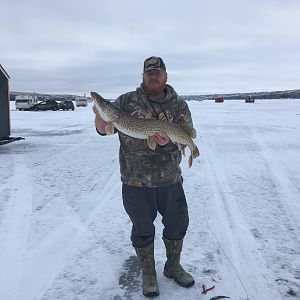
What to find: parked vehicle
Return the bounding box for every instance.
[245,95,255,103]
[31,100,60,111]
[15,95,38,110]
[59,100,74,110]
[75,96,88,107]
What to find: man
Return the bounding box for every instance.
[93,56,195,297]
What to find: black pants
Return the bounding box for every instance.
[122,182,189,248]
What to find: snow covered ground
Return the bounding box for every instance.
[0,99,299,300]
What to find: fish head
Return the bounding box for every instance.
[91,92,121,122]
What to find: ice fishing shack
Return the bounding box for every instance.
[0,64,23,145]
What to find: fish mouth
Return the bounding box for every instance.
[91,92,107,107]
[91,91,105,101]
[90,91,97,100]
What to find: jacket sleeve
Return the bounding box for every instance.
[113,94,126,110]
[178,97,194,129]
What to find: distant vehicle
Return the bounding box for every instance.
[75,96,88,107]
[15,95,38,110]
[31,100,60,111]
[59,100,74,110]
[87,97,93,103]
[245,95,255,103]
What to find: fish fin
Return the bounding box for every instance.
[192,145,200,158]
[105,122,115,135]
[188,155,193,168]
[180,121,197,139]
[189,145,200,167]
[147,136,157,151]
[178,143,186,156]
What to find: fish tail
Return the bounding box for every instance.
[192,145,200,158]
[188,155,193,168]
[188,144,200,168]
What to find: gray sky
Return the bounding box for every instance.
[1,0,300,98]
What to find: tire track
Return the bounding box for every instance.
[16,169,121,300]
[0,154,33,300]
[250,125,300,237]
[200,134,282,300]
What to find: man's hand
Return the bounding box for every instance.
[153,132,170,146]
[93,105,109,134]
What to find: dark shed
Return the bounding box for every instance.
[0,64,23,145]
[0,64,11,140]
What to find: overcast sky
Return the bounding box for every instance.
[1,0,300,98]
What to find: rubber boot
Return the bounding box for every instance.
[163,237,195,287]
[134,243,160,297]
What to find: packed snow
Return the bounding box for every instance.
[0,99,299,300]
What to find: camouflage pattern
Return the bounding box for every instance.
[113,84,194,187]
[134,243,160,297]
[162,237,195,287]
[143,56,166,72]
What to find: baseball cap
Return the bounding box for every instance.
[143,56,166,72]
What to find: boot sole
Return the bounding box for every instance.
[163,270,195,288]
[143,291,160,297]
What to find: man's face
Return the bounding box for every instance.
[142,69,167,97]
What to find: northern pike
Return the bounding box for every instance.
[91,91,200,167]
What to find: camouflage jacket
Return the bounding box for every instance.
[113,84,194,187]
